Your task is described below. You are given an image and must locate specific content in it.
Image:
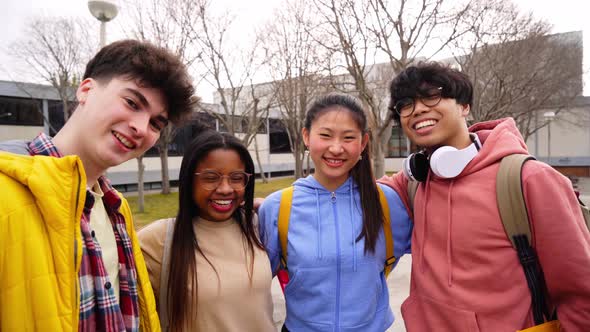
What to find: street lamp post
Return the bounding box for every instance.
[544,111,556,165]
[88,0,119,47]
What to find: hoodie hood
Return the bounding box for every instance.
[461,117,529,176]
[292,174,357,194]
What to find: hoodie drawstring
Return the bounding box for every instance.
[419,172,431,273]
[315,189,322,259]
[418,174,456,287]
[349,184,357,272]
[446,180,455,287]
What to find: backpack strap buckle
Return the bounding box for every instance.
[385,256,397,267]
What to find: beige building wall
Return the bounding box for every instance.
[0,125,44,142]
[528,107,590,159]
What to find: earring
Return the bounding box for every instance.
[359,155,363,161]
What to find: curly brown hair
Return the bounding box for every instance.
[83,39,196,124]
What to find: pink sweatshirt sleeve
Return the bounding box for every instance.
[523,162,590,330]
[378,172,414,220]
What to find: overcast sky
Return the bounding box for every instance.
[1,0,588,99]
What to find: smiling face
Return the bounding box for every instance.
[303,107,368,191]
[73,77,168,170]
[400,95,471,151]
[192,148,247,222]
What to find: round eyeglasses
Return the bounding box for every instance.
[194,171,252,190]
[393,87,443,117]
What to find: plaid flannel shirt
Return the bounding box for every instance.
[28,133,140,332]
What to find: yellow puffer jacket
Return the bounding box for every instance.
[0,152,160,331]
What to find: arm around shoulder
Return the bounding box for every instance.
[378,183,413,256]
[378,171,413,220]
[258,191,284,275]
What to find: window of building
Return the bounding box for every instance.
[48,100,76,136]
[269,118,291,154]
[256,119,267,134]
[192,112,217,130]
[218,114,244,133]
[144,146,159,157]
[0,96,43,126]
[387,125,409,158]
[144,118,213,157]
[168,124,195,156]
[240,117,268,134]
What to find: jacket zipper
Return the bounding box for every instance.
[331,191,341,331]
[73,164,82,326]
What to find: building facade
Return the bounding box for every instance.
[2,30,589,193]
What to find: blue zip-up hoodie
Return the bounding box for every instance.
[259,175,412,332]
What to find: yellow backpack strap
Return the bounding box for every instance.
[378,186,395,277]
[278,186,294,269]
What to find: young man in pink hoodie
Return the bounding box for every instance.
[378,62,590,331]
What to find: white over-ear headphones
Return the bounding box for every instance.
[402,133,482,181]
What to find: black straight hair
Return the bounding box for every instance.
[167,129,262,331]
[305,93,384,254]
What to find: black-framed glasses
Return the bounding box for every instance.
[194,171,252,190]
[393,87,443,118]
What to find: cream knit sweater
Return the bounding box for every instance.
[139,216,275,331]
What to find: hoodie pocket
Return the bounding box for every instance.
[284,266,336,325]
[339,261,385,327]
[401,293,481,332]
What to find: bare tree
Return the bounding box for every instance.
[312,0,471,177]
[183,0,270,149]
[9,16,94,124]
[262,0,329,179]
[247,84,273,183]
[123,0,201,194]
[454,0,583,140]
[162,0,274,183]
[136,155,145,213]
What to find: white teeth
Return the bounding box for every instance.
[213,200,232,205]
[326,158,343,165]
[113,131,135,149]
[415,120,437,130]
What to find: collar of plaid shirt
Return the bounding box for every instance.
[28,133,140,331]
